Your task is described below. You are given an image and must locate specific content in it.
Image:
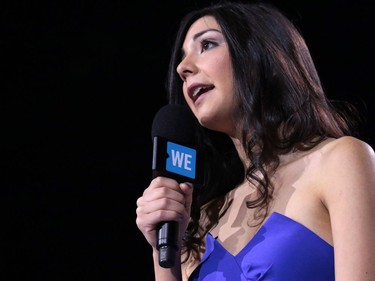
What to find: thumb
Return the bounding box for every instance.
[180,182,194,213]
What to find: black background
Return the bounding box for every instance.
[2,0,374,280]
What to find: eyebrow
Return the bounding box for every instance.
[193,28,222,41]
[180,28,222,58]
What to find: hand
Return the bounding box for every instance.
[136,176,194,250]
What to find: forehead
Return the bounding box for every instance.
[184,16,221,39]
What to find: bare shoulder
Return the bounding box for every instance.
[303,136,375,178]
[315,136,375,207]
[326,135,374,152]
[320,136,375,167]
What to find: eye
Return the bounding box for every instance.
[200,39,217,53]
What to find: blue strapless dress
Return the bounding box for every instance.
[189,212,334,281]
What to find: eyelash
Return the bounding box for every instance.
[200,39,217,53]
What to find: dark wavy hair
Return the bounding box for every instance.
[165,0,358,263]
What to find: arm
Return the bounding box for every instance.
[136,177,194,281]
[321,137,375,281]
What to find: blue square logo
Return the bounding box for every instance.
[166,141,196,179]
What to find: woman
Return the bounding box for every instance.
[136,1,375,280]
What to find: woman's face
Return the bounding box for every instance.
[177,16,236,136]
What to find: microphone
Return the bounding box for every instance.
[151,104,203,268]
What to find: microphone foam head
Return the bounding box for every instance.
[151,104,196,145]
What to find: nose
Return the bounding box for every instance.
[176,55,197,81]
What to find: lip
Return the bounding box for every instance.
[187,83,214,103]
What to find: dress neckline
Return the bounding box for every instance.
[208,211,332,257]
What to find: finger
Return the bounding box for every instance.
[143,178,185,203]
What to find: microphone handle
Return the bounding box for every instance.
[157,221,179,268]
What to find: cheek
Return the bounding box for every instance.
[214,54,232,81]
[216,61,233,95]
